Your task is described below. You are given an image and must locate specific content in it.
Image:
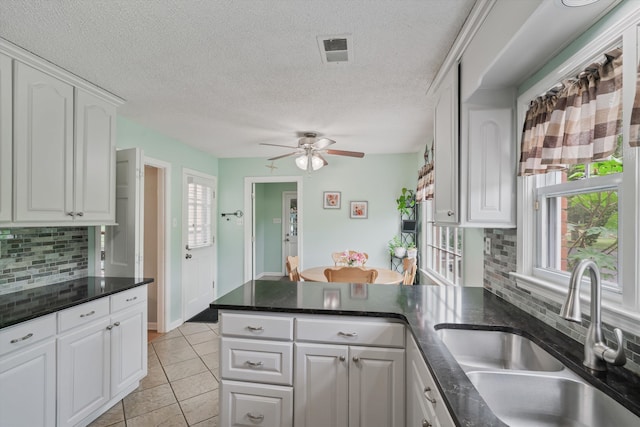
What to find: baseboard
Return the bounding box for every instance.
[256,271,284,278]
[147,321,158,330]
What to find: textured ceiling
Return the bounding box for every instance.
[0,0,475,158]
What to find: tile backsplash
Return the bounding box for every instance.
[483,228,640,375]
[0,227,88,295]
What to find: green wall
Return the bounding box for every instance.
[217,153,417,297]
[115,117,219,326]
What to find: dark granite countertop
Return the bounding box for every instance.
[211,280,640,427]
[0,276,154,329]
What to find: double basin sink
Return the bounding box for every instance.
[436,328,639,426]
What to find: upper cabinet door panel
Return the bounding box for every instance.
[14,62,74,222]
[74,89,116,222]
[0,53,11,222]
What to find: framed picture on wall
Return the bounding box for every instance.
[350,201,368,219]
[323,191,341,209]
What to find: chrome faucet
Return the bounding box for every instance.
[560,259,626,371]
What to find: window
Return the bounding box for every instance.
[515,9,640,329]
[535,137,622,292]
[421,200,463,285]
[187,176,213,249]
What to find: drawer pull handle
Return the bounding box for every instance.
[422,419,432,427]
[245,360,264,368]
[338,331,358,338]
[246,413,264,423]
[423,387,437,404]
[126,296,138,302]
[246,325,264,332]
[10,333,33,344]
[80,310,96,318]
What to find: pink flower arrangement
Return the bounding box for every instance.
[342,250,367,266]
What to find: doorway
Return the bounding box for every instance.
[282,191,298,270]
[244,176,303,281]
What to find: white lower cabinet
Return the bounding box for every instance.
[294,343,405,427]
[57,287,147,427]
[221,380,293,427]
[0,332,56,427]
[407,333,455,427]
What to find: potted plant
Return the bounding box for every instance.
[396,187,416,217]
[406,243,417,259]
[388,236,406,258]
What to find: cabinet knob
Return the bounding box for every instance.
[339,356,346,362]
[246,412,264,423]
[447,210,454,217]
[422,419,432,427]
[424,387,437,404]
[76,212,84,217]
[352,356,360,363]
[106,325,113,330]
[185,254,192,259]
[66,212,75,217]
[113,321,120,327]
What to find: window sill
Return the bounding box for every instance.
[510,272,640,337]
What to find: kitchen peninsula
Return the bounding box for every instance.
[212,280,640,426]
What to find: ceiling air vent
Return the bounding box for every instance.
[317,34,353,65]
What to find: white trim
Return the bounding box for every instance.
[244,176,303,282]
[421,268,454,287]
[143,156,172,333]
[512,272,640,337]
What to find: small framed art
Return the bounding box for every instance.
[323,191,341,209]
[350,201,368,219]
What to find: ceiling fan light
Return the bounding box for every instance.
[295,155,308,170]
[311,155,324,170]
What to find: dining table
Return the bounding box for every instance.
[300,266,403,284]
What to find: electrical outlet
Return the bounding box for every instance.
[484,237,491,255]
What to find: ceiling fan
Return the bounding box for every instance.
[260,132,365,172]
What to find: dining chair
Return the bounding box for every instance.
[286,255,301,281]
[403,257,417,285]
[323,266,378,283]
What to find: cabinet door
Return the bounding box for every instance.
[467,108,514,225]
[0,339,56,427]
[0,53,11,222]
[348,346,405,427]
[294,343,348,427]
[74,89,116,222]
[433,63,459,225]
[57,317,111,427]
[14,61,74,222]
[110,304,147,396]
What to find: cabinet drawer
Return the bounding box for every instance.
[220,380,293,427]
[220,311,293,341]
[58,298,109,333]
[111,286,147,313]
[0,313,56,357]
[296,316,404,347]
[221,338,293,386]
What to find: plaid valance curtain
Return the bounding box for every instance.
[416,146,434,202]
[518,48,623,176]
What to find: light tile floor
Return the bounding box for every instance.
[89,322,220,427]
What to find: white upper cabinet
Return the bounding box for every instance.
[1,38,122,225]
[74,89,116,223]
[0,53,11,222]
[13,62,75,223]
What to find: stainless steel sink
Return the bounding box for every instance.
[467,371,639,427]
[436,328,564,372]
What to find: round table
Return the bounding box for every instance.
[300,266,403,284]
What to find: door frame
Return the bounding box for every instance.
[182,168,218,322]
[244,176,303,282]
[143,156,171,333]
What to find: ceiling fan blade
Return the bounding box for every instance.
[268,151,300,161]
[316,153,329,166]
[313,138,336,150]
[260,142,300,149]
[325,149,365,158]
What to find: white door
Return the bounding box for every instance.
[349,346,405,427]
[182,170,217,321]
[104,148,142,277]
[282,192,298,270]
[294,343,348,427]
